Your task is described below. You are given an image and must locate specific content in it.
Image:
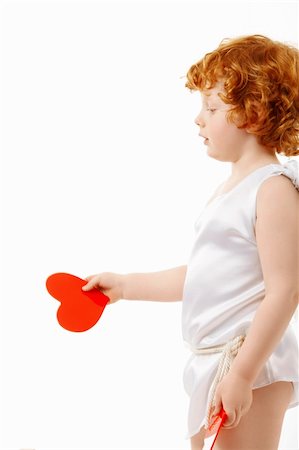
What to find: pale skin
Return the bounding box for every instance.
[83,85,298,449]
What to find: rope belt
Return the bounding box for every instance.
[184,334,246,428]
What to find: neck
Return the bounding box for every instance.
[230,142,280,179]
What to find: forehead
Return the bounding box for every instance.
[201,83,224,102]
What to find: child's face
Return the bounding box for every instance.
[194,82,251,161]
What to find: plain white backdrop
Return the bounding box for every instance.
[1,0,298,449]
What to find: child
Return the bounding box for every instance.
[83,35,299,450]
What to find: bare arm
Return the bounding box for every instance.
[212,175,298,429]
[82,265,188,303]
[230,291,297,384]
[122,265,187,302]
[231,176,298,383]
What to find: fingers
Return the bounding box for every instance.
[84,275,96,281]
[212,398,222,418]
[222,408,242,429]
[82,275,100,291]
[224,411,235,427]
[81,281,92,291]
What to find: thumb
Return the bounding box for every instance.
[212,396,222,418]
[82,278,97,291]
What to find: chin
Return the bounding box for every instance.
[206,148,221,161]
[207,147,233,162]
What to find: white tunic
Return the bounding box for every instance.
[181,160,299,440]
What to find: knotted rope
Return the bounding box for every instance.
[185,334,246,429]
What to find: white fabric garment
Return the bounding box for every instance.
[181,159,299,440]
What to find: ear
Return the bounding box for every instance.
[244,100,268,134]
[245,126,253,133]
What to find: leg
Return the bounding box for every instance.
[214,381,293,450]
[190,425,206,450]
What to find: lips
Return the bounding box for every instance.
[199,133,209,145]
[199,133,208,141]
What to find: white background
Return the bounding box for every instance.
[0,0,298,449]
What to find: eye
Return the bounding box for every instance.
[207,107,216,113]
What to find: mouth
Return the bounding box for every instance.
[199,133,209,145]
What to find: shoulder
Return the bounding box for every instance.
[256,173,298,213]
[255,173,298,298]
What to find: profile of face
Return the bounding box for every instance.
[194,82,254,162]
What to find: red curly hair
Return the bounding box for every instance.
[185,35,299,157]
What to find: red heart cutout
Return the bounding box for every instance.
[208,408,227,449]
[46,273,110,332]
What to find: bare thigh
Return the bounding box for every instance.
[190,426,206,450]
[214,381,293,450]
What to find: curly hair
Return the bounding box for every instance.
[185,35,299,157]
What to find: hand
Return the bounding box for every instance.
[82,272,125,304]
[212,371,253,429]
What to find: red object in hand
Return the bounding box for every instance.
[209,409,227,450]
[46,272,110,332]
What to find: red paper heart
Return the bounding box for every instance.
[209,409,227,450]
[46,272,110,332]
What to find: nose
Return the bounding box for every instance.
[194,111,205,127]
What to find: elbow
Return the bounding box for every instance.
[264,289,298,306]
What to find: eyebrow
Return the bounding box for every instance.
[202,89,222,97]
[202,93,222,104]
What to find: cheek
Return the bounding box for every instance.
[211,118,231,138]
[229,126,248,142]
[214,120,245,141]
